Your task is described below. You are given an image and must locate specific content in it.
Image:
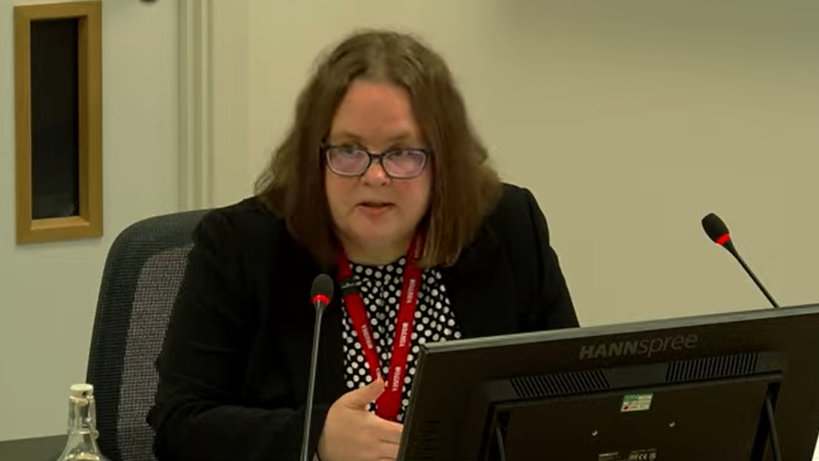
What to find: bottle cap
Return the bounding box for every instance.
[69,384,94,398]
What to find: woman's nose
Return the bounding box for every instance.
[361,158,390,185]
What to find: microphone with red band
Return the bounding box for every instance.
[701,212,780,308]
[301,274,334,461]
[311,293,331,306]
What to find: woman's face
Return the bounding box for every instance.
[324,79,433,258]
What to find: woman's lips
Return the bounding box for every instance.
[356,202,394,217]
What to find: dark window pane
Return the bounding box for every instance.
[30,18,80,219]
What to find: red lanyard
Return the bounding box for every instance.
[336,233,424,422]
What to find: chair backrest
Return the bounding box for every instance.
[86,209,208,461]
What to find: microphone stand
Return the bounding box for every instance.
[723,241,780,308]
[301,300,327,461]
[703,219,783,461]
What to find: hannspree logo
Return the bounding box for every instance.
[579,334,698,360]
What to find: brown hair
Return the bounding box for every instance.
[255,29,502,269]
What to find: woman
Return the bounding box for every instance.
[148,29,578,461]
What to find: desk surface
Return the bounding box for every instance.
[0,435,65,461]
[2,434,818,460]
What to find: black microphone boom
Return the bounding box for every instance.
[701,213,780,308]
[300,274,334,461]
[701,213,784,461]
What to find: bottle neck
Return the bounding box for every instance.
[63,395,102,453]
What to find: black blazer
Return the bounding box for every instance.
[148,183,579,461]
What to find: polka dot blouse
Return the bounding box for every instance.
[341,256,463,422]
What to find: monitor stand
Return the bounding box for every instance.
[763,393,782,461]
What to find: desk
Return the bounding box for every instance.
[0,435,65,461]
[1,434,818,460]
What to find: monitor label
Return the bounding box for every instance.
[598,448,658,461]
[628,448,658,460]
[621,392,653,412]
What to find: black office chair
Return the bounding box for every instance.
[86,209,209,461]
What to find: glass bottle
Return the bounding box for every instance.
[55,384,109,461]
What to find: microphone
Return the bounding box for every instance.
[701,212,780,308]
[300,274,334,461]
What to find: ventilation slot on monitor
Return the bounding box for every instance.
[666,353,759,383]
[511,369,610,399]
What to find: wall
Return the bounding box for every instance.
[211,0,819,327]
[0,0,180,441]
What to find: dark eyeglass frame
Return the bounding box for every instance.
[322,143,431,179]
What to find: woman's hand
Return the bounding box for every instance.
[317,378,404,461]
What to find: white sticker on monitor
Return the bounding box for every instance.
[628,448,658,460]
[621,393,653,412]
[598,448,658,461]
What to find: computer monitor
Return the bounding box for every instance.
[398,303,819,461]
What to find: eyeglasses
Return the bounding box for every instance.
[324,144,430,179]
